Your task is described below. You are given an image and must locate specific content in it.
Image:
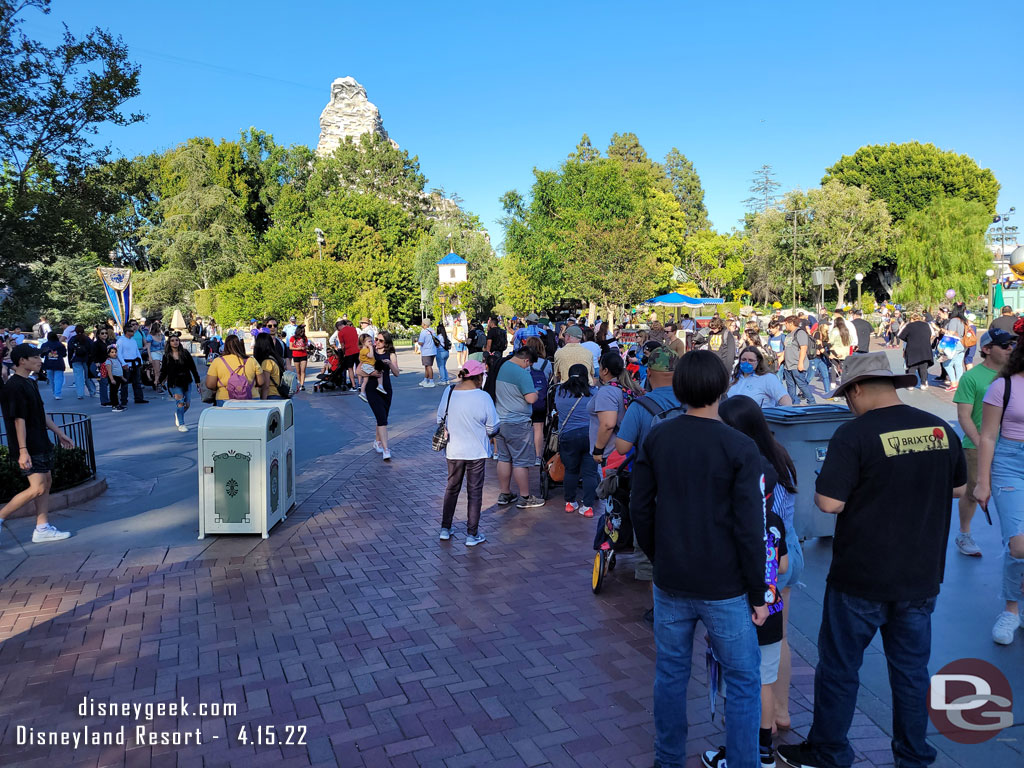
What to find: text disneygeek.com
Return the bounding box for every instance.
[12,696,307,748]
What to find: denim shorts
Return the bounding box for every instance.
[992,438,1024,543]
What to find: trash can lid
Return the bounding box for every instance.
[763,404,854,423]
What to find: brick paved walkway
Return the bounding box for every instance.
[0,420,933,767]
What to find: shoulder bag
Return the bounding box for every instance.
[432,385,455,451]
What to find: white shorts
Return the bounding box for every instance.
[360,363,376,375]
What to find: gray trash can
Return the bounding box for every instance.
[763,404,856,540]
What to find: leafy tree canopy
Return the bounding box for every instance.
[823,141,999,223]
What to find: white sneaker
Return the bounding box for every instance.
[418,380,430,388]
[955,532,981,557]
[424,381,436,388]
[178,424,188,433]
[54,395,62,400]
[373,441,384,454]
[439,527,452,541]
[465,533,486,547]
[358,393,368,402]
[32,524,71,543]
[382,449,391,461]
[376,384,388,394]
[992,611,1019,645]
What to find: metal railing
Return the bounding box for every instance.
[0,412,97,479]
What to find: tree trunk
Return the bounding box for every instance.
[588,301,597,326]
[835,280,847,307]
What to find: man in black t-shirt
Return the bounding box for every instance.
[990,305,1018,334]
[0,344,75,542]
[484,316,507,365]
[850,309,873,353]
[778,352,966,768]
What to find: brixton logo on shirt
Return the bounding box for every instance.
[880,426,949,457]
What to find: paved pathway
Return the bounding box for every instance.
[0,346,1019,767]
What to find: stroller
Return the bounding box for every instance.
[591,457,635,594]
[312,350,349,392]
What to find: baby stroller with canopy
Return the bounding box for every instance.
[591,452,635,594]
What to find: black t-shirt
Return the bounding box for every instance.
[758,508,789,646]
[852,318,873,351]
[0,374,50,455]
[486,326,506,354]
[816,404,967,602]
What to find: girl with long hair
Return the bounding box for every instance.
[555,363,599,516]
[940,303,968,391]
[365,330,401,460]
[253,332,286,399]
[975,318,1024,645]
[146,321,166,393]
[159,333,200,431]
[718,394,803,736]
[289,325,309,391]
[437,359,499,546]
[205,334,264,403]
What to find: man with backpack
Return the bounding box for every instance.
[783,315,816,405]
[615,346,684,616]
[484,316,507,370]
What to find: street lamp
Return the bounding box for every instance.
[314,228,325,261]
[986,268,996,322]
[855,273,864,309]
[310,291,320,332]
[784,207,813,308]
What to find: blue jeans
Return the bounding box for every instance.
[653,587,761,768]
[941,343,965,384]
[808,357,830,393]
[992,438,1024,603]
[436,346,450,382]
[72,361,95,397]
[559,427,598,507]
[48,369,64,398]
[168,385,192,426]
[98,371,110,405]
[783,368,816,404]
[807,586,937,768]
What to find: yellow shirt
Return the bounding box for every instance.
[553,344,596,384]
[358,347,374,367]
[259,359,281,398]
[209,354,259,400]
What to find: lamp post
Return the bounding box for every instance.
[310,291,320,332]
[314,228,325,261]
[855,272,864,309]
[784,207,813,309]
[986,268,996,323]
[989,208,1017,259]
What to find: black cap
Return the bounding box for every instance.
[11,343,42,366]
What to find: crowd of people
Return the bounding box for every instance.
[2,298,1022,768]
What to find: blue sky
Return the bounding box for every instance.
[24,1,1023,245]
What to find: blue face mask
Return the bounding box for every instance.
[739,361,755,375]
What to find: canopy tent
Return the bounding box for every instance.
[643,292,724,307]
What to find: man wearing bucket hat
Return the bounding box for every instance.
[778,351,967,768]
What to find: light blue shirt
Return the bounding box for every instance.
[617,386,682,449]
[728,372,789,408]
[418,328,437,356]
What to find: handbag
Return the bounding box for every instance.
[548,396,583,454]
[546,453,565,483]
[432,385,455,451]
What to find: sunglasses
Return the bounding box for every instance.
[267,324,277,328]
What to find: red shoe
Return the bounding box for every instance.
[565,502,578,513]
[579,506,594,518]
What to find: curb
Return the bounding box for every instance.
[6,476,108,519]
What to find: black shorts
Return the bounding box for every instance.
[22,448,53,476]
[531,409,546,424]
[343,354,359,370]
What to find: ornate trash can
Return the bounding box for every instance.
[198,407,285,539]
[221,400,296,513]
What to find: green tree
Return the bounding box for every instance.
[806,180,892,305]
[823,142,999,223]
[745,190,815,306]
[679,230,747,298]
[892,197,992,308]
[664,148,709,235]
[0,0,142,319]
[33,252,110,326]
[742,164,781,213]
[568,133,599,163]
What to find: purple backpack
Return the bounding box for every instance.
[225,358,253,400]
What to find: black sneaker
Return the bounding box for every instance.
[643,608,654,624]
[760,744,776,768]
[515,495,545,509]
[497,492,517,506]
[135,399,149,404]
[777,742,823,768]
[701,747,726,768]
